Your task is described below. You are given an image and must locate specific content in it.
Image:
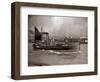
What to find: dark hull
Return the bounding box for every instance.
[34,45,75,50]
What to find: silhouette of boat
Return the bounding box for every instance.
[33,26,76,50]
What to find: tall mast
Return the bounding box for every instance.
[41,26,43,33]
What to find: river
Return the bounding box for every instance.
[28,43,88,66]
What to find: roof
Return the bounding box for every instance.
[41,32,48,34]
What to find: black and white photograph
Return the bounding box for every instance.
[11,2,97,79]
[28,15,88,66]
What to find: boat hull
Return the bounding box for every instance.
[33,45,75,50]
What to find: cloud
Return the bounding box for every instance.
[28,15,87,39]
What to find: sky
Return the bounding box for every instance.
[28,15,87,39]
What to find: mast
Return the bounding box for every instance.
[41,26,43,33]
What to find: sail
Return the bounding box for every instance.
[34,26,42,41]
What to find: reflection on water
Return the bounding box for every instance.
[28,43,87,66]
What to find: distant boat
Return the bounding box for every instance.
[33,26,77,50]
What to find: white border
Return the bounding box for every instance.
[20,6,95,75]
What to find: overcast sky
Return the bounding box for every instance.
[28,15,87,39]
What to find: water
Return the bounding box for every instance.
[28,43,88,66]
